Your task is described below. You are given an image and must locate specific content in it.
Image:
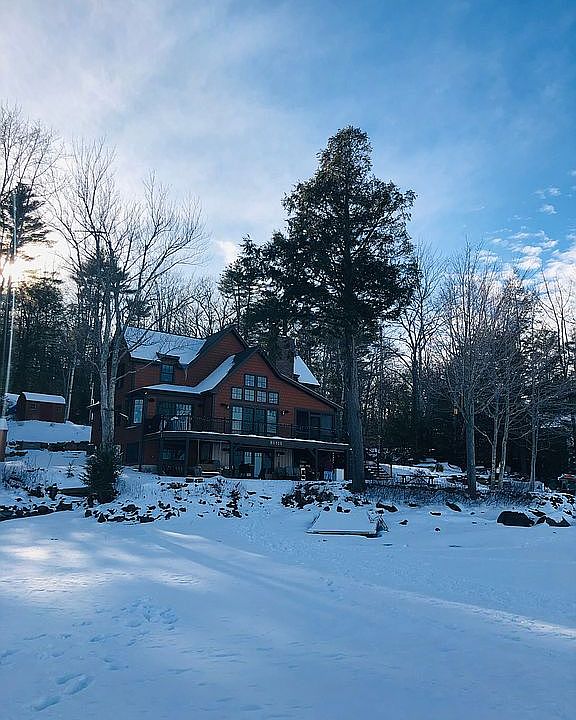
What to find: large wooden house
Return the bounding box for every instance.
[93,326,349,479]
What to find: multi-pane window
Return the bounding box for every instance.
[158,401,192,417]
[231,387,242,400]
[267,409,278,435]
[244,388,255,401]
[231,406,242,432]
[230,406,278,436]
[133,398,143,424]
[257,376,267,389]
[257,390,267,403]
[160,363,174,383]
[268,391,279,404]
[244,374,255,387]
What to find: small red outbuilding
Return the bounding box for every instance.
[16,392,66,423]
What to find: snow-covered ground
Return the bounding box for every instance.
[0,461,574,720]
[6,419,91,444]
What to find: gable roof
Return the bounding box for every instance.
[21,392,66,405]
[124,326,205,366]
[294,355,320,386]
[133,346,338,408]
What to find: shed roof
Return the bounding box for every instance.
[21,392,66,405]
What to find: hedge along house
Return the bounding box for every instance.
[92,326,350,479]
[16,392,66,422]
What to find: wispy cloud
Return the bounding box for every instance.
[539,203,557,215]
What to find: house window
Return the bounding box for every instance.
[268,391,279,404]
[133,398,144,424]
[160,363,174,383]
[158,401,192,417]
[231,405,242,432]
[257,390,267,403]
[244,388,255,401]
[257,376,267,389]
[244,374,255,387]
[231,387,242,400]
[267,409,278,435]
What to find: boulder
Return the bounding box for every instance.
[35,505,53,516]
[446,502,462,512]
[497,511,534,527]
[545,516,571,528]
[97,513,107,523]
[399,519,408,525]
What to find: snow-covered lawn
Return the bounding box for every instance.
[6,419,91,444]
[0,467,574,720]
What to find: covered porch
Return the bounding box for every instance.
[141,431,349,480]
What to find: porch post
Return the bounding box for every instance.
[313,448,319,481]
[185,437,190,476]
[159,432,164,475]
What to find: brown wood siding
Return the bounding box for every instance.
[213,354,334,421]
[186,332,246,385]
[16,397,65,423]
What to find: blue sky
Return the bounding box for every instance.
[1,0,575,277]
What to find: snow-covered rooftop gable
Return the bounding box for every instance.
[192,355,236,393]
[124,326,205,366]
[140,356,238,396]
[294,356,320,386]
[21,392,66,405]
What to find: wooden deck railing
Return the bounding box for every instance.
[143,415,344,443]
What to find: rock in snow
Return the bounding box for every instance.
[497,511,534,527]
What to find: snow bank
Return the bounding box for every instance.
[6,419,91,443]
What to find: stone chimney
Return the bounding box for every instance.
[274,336,296,379]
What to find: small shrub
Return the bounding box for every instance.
[83,445,122,503]
[282,483,337,508]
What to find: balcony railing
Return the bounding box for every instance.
[143,414,344,443]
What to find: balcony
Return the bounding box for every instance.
[143,414,344,443]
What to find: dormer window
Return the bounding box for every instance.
[160,363,175,383]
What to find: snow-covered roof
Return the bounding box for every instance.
[124,326,205,366]
[140,355,238,396]
[21,392,66,405]
[293,356,320,386]
[192,355,236,393]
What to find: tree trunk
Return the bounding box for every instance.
[342,329,365,492]
[410,351,422,455]
[529,412,539,491]
[498,396,510,488]
[465,397,477,497]
[489,397,500,490]
[65,360,76,422]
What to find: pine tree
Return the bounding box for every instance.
[256,127,417,491]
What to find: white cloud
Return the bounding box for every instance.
[519,245,543,256]
[478,249,499,263]
[539,204,557,215]
[214,240,240,266]
[547,187,561,196]
[516,256,542,272]
[543,241,576,282]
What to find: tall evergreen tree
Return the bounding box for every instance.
[256,127,417,491]
[11,274,71,395]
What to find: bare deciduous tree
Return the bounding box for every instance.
[439,247,499,495]
[52,141,207,449]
